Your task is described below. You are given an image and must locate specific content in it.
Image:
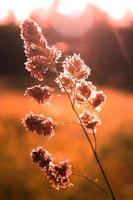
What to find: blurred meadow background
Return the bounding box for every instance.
[0,0,133,199]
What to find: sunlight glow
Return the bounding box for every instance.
[12,0,54,21]
[0,0,54,23]
[58,0,133,20]
[0,2,10,20]
[0,0,133,25]
[57,0,88,17]
[90,0,128,20]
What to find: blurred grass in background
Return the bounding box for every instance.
[0,87,133,200]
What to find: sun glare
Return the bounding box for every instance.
[0,1,10,21]
[0,0,54,23]
[90,0,133,20]
[10,1,35,21]
[0,0,133,25]
[57,0,88,17]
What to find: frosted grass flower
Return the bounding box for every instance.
[46,160,73,190]
[80,111,101,132]
[55,72,75,92]
[31,147,53,170]
[20,19,45,45]
[62,54,90,80]
[91,90,106,108]
[31,147,73,190]
[25,85,52,104]
[22,112,55,138]
[74,80,96,104]
[20,18,61,80]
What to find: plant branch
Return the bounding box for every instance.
[55,70,116,200]
[56,121,80,126]
[71,98,116,200]
[73,169,112,199]
[92,128,97,152]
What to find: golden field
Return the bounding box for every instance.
[0,87,133,200]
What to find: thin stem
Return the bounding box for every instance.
[71,81,77,106]
[56,120,80,126]
[73,171,112,199]
[55,70,116,200]
[72,101,116,200]
[92,128,97,152]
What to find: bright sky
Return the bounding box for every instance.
[0,0,54,22]
[0,0,133,22]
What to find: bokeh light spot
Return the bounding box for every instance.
[57,0,87,17]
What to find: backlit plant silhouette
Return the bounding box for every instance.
[20,19,116,199]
